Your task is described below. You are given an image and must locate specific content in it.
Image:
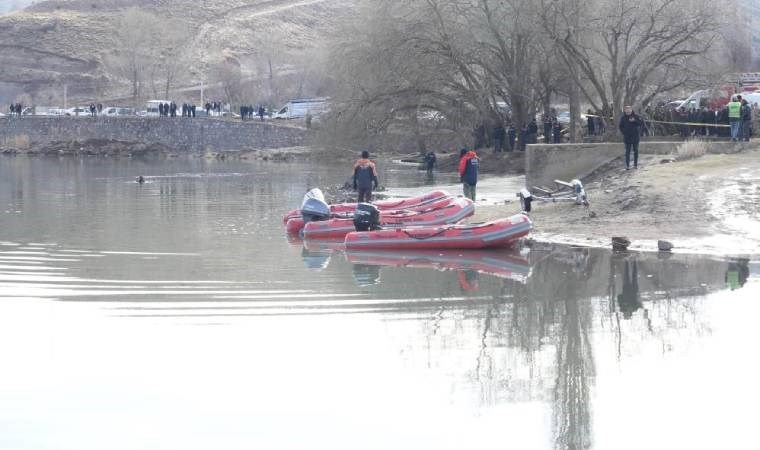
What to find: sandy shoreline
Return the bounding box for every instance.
[467,148,760,257]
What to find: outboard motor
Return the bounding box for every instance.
[300,188,330,223]
[353,203,381,232]
[571,179,589,206]
[517,188,532,213]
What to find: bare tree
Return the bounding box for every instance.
[540,0,722,126]
[106,8,160,101]
[324,0,549,150]
[151,20,192,100]
[215,53,244,105]
[107,9,194,102]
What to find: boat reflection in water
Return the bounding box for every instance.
[295,236,532,290]
[346,248,532,289]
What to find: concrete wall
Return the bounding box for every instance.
[0,117,310,153]
[526,140,754,188]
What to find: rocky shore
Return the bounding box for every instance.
[469,148,760,257]
[1,139,175,157]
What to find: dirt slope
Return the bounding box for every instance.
[0,0,354,101]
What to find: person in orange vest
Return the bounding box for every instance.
[353,150,379,203]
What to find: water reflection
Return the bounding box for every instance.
[333,244,740,450]
[0,157,757,450]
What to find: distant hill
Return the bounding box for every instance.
[0,0,354,104]
[0,1,39,15]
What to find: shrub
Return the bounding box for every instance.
[675,139,708,161]
[10,134,30,149]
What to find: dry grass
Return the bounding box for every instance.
[8,134,31,149]
[675,139,708,161]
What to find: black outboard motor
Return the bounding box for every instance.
[353,203,381,231]
[301,188,330,223]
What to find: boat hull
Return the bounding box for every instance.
[344,215,532,250]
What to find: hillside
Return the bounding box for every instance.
[0,0,354,103]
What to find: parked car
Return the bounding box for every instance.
[65,106,91,116]
[20,106,62,116]
[102,107,135,117]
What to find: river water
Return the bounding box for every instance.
[0,157,758,450]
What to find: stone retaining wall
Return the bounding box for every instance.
[0,116,310,153]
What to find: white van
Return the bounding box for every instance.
[273,98,328,120]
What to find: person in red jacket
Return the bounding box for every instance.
[458,148,480,201]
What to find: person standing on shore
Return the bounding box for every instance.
[619,106,643,170]
[542,114,552,143]
[458,147,480,201]
[492,123,505,152]
[587,109,595,136]
[527,119,538,144]
[424,150,436,176]
[727,95,742,141]
[507,124,516,152]
[740,98,752,142]
[353,150,379,203]
[552,118,562,144]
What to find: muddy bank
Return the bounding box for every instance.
[1,139,175,157]
[468,148,760,257]
[211,146,312,162]
[312,145,525,176]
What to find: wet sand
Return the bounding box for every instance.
[469,148,760,257]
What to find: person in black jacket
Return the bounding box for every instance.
[507,124,516,152]
[353,150,379,203]
[619,106,643,170]
[424,150,436,176]
[492,123,506,152]
[740,99,752,142]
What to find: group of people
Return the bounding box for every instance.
[586,111,607,136]
[727,95,753,142]
[351,147,480,204]
[475,119,551,153]
[88,103,103,116]
[614,100,756,140]
[204,101,224,116]
[239,105,267,121]
[7,103,24,116]
[541,113,565,144]
[157,102,197,117]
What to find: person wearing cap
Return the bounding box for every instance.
[353,150,379,203]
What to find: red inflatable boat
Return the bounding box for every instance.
[345,249,531,282]
[344,214,532,250]
[282,190,451,224]
[286,194,456,235]
[302,197,475,239]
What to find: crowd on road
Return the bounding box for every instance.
[240,105,267,121]
[7,103,23,116]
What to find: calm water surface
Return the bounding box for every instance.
[0,157,758,450]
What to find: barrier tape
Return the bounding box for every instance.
[584,114,732,128]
